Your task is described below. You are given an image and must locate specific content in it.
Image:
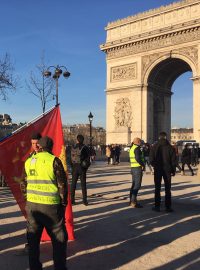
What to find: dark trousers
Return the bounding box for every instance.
[182,162,194,174]
[154,169,171,208]
[71,164,87,203]
[26,202,68,270]
[115,154,120,163]
[107,157,111,164]
[130,167,143,203]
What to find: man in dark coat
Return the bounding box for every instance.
[181,144,194,176]
[70,134,90,205]
[149,132,176,212]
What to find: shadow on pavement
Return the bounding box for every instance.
[1,163,200,270]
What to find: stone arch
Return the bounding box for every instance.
[143,54,197,142]
[143,53,197,86]
[101,0,200,144]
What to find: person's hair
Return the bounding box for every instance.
[31,132,42,140]
[77,134,84,144]
[38,136,53,152]
[159,131,167,139]
[133,137,141,145]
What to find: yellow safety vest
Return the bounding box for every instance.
[25,152,60,205]
[129,144,141,168]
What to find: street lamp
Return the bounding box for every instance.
[43,65,70,105]
[88,112,93,150]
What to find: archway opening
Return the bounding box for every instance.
[147,57,192,142]
[171,72,193,128]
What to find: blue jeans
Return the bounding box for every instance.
[130,167,143,203]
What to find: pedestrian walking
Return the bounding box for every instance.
[110,144,116,165]
[129,137,145,208]
[172,143,182,173]
[115,144,121,164]
[191,145,198,167]
[90,147,96,163]
[149,131,176,212]
[106,145,111,164]
[70,134,90,205]
[23,136,68,270]
[181,144,194,176]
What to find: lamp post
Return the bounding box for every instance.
[43,65,70,105]
[88,112,93,151]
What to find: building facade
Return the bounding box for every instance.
[171,128,194,143]
[63,124,106,146]
[0,114,18,139]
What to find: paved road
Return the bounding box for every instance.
[0,162,200,270]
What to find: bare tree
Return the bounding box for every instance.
[0,53,18,100]
[26,53,55,113]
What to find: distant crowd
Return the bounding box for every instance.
[105,141,200,175]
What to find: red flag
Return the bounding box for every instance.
[0,106,75,240]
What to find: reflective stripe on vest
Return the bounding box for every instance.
[129,144,141,167]
[25,152,60,205]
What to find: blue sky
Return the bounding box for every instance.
[0,0,193,128]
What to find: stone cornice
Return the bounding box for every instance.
[106,84,145,94]
[100,19,200,50]
[106,0,199,29]
[102,26,200,60]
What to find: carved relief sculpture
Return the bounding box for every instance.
[114,98,132,127]
[111,63,137,82]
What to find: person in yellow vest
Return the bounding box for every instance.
[24,136,68,270]
[129,137,145,208]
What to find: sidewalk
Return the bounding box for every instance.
[0,162,200,270]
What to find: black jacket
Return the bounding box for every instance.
[77,143,90,162]
[149,139,176,174]
[181,148,192,164]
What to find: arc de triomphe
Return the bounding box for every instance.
[100,0,200,144]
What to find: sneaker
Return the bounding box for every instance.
[152,206,160,212]
[165,207,174,213]
[130,202,143,208]
[135,203,143,208]
[83,201,88,206]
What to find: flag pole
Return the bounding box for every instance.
[12,106,57,135]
